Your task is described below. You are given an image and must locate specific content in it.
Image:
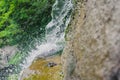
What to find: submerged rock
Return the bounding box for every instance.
[0,64,18,80]
[62,0,120,80]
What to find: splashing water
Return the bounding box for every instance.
[20,0,73,69]
[6,0,73,80]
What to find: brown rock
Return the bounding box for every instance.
[62,0,120,80]
[20,55,63,80]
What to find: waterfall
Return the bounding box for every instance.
[3,0,73,80]
[20,0,73,69]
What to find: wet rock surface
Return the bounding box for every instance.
[21,55,63,80]
[62,0,120,80]
[0,46,18,69]
[0,64,18,80]
[47,62,57,67]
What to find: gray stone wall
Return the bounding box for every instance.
[62,0,120,80]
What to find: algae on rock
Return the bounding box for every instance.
[21,55,63,80]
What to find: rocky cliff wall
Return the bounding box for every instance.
[62,0,120,80]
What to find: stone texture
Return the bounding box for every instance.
[20,55,63,80]
[62,0,120,80]
[0,46,17,69]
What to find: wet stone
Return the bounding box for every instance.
[0,64,18,78]
[0,76,7,80]
[22,55,62,80]
[47,62,57,67]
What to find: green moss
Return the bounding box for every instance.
[24,74,63,80]
[0,0,55,50]
[8,52,22,65]
[23,56,63,80]
[65,25,69,41]
[8,74,18,80]
[8,0,56,66]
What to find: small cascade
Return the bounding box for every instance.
[20,0,73,70]
[0,0,73,80]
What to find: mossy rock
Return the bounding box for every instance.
[21,55,63,80]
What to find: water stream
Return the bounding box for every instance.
[20,0,73,69]
[0,0,73,80]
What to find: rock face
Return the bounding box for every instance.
[62,0,120,80]
[0,46,17,69]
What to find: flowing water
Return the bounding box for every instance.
[0,0,73,80]
[20,0,73,69]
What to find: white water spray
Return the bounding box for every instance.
[19,0,73,79]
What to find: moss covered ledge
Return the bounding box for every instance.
[21,55,63,80]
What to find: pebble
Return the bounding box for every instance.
[47,62,57,67]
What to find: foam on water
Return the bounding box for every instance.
[19,0,73,79]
